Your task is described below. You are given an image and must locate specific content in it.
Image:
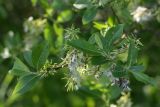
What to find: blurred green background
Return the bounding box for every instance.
[0,0,160,107]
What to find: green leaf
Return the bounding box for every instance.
[68,39,101,55]
[53,23,64,47]
[24,51,34,67]
[82,6,97,25]
[95,33,103,49]
[98,74,110,86]
[109,85,122,100]
[112,71,127,78]
[112,65,127,77]
[32,42,49,70]
[91,56,108,65]
[73,0,90,9]
[39,0,49,9]
[57,10,73,23]
[12,73,40,95]
[104,24,124,51]
[127,39,138,67]
[88,34,96,44]
[110,24,124,43]
[116,8,132,25]
[93,21,108,30]
[129,65,144,72]
[44,25,54,46]
[31,0,37,6]
[107,16,114,27]
[130,71,156,86]
[9,58,30,76]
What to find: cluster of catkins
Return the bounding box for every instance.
[66,50,130,91]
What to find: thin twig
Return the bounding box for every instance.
[51,50,75,70]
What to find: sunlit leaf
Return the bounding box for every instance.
[53,23,63,48]
[107,16,114,27]
[31,0,37,6]
[57,10,73,23]
[93,21,108,30]
[73,0,90,9]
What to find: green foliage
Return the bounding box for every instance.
[57,10,73,23]
[82,6,98,24]
[91,56,108,65]
[9,42,50,95]
[127,38,139,67]
[68,39,101,55]
[24,51,34,67]
[12,73,40,95]
[73,0,90,9]
[94,33,103,49]
[31,0,37,6]
[129,65,145,72]
[104,24,124,51]
[9,58,30,76]
[109,85,122,99]
[130,71,156,86]
[32,42,49,70]
[0,0,159,106]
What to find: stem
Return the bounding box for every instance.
[51,50,75,70]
